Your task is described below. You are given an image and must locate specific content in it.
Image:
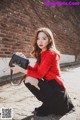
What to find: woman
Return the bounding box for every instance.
[11,27,74,116]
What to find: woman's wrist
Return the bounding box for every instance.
[11,65,28,74]
[21,69,27,74]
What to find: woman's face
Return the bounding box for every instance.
[37,32,49,51]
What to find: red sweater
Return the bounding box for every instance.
[27,50,65,89]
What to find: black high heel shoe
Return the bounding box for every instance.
[35,103,44,112]
[36,107,53,116]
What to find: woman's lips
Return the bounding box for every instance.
[39,45,43,47]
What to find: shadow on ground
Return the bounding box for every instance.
[21,111,62,120]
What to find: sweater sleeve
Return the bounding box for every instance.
[27,52,53,79]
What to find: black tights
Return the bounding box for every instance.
[24,79,74,115]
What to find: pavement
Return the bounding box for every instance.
[0,64,80,120]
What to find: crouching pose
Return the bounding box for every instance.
[11,27,74,116]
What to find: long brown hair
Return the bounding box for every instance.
[31,27,60,63]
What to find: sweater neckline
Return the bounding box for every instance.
[40,50,49,54]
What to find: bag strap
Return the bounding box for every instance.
[10,69,26,86]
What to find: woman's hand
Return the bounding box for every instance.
[10,64,27,74]
[15,52,26,58]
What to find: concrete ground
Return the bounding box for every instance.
[0,65,80,120]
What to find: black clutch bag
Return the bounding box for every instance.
[9,54,29,69]
[9,54,29,85]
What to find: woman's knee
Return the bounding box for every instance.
[25,76,37,83]
[24,76,40,90]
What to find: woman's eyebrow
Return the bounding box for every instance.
[43,36,47,38]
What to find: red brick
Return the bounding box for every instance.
[0,0,80,61]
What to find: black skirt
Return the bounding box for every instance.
[24,79,74,115]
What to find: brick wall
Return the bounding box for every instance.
[0,0,80,60]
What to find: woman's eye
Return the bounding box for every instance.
[43,38,46,40]
[37,37,46,40]
[37,38,39,40]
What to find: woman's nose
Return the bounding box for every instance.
[39,39,43,43]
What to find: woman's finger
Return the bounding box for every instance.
[15,52,22,55]
[15,52,26,58]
